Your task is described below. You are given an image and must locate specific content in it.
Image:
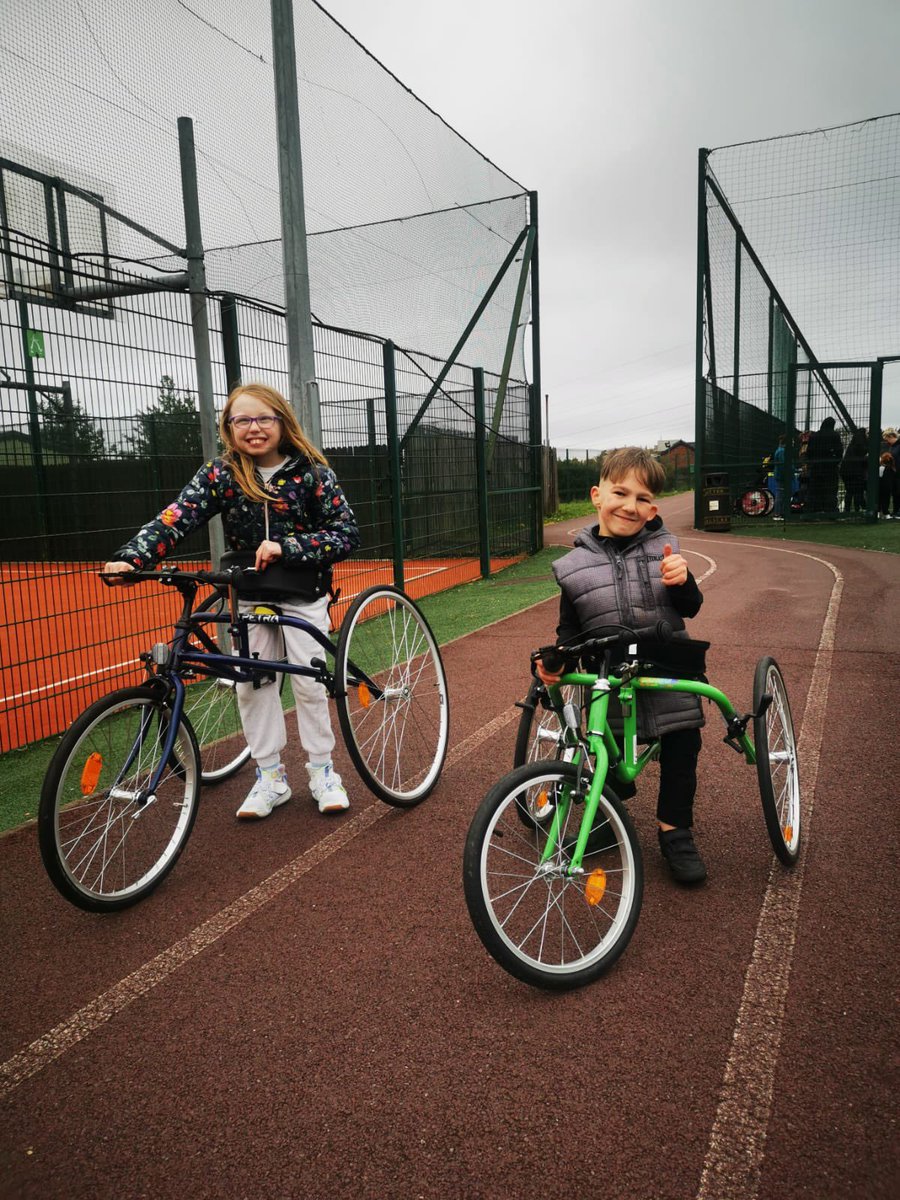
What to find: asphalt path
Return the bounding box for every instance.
[2,493,897,1199]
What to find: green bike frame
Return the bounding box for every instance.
[541,672,757,873]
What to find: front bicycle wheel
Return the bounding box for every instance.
[335,585,449,806]
[753,657,801,865]
[38,686,201,911]
[463,761,644,990]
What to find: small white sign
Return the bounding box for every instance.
[709,499,719,511]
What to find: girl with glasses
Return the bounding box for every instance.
[103,382,360,819]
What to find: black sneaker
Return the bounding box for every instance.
[658,827,707,884]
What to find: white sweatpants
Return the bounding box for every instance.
[235,594,336,768]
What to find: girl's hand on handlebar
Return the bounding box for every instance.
[254,540,283,571]
[102,561,137,585]
[660,543,688,587]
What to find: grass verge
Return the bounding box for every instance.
[0,546,568,835]
[728,517,900,554]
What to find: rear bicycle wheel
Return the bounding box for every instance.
[513,680,578,767]
[335,585,449,806]
[185,592,284,784]
[463,761,644,990]
[753,657,801,865]
[513,680,580,827]
[38,686,201,911]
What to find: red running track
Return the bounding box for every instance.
[1,494,897,1199]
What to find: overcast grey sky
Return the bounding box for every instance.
[321,0,900,450]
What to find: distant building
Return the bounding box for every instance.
[656,439,695,486]
[0,429,33,465]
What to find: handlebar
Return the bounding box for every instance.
[99,565,255,590]
[532,620,674,676]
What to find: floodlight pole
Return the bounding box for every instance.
[271,0,321,448]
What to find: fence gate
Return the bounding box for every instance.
[788,360,884,519]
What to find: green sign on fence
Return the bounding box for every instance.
[26,329,45,358]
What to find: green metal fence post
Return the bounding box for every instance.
[18,299,49,546]
[528,192,543,553]
[178,116,224,571]
[866,361,883,522]
[473,367,491,577]
[220,294,242,392]
[784,362,797,524]
[731,236,742,464]
[485,224,534,470]
[694,149,709,529]
[382,340,405,591]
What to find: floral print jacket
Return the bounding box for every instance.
[114,454,360,569]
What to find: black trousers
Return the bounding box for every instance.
[656,727,702,828]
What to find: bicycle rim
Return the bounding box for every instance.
[336,586,449,806]
[39,690,200,910]
[754,658,801,865]
[464,763,643,989]
[186,593,253,783]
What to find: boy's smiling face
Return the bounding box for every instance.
[590,469,659,537]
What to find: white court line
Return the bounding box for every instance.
[695,545,843,1200]
[0,708,520,1099]
[3,659,139,705]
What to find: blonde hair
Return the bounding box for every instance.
[220,383,328,503]
[599,447,666,495]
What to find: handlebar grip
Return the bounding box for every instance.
[537,647,567,674]
[624,620,674,644]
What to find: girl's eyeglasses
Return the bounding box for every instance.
[228,414,282,430]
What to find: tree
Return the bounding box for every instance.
[39,387,105,460]
[127,375,203,459]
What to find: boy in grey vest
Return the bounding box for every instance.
[536,447,707,883]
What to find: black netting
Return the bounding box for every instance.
[697,114,899,527]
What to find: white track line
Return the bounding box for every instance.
[0,708,519,1099]
[696,546,843,1200]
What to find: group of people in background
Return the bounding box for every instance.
[767,420,899,518]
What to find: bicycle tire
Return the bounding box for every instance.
[334,585,449,807]
[186,591,285,785]
[38,686,201,911]
[463,761,644,990]
[753,656,801,865]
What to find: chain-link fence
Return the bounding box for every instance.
[0,275,539,751]
[0,1,542,751]
[696,113,900,528]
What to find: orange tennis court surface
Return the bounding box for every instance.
[0,555,522,752]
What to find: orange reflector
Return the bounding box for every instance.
[358,682,372,708]
[80,752,102,795]
[783,825,793,842]
[584,867,607,906]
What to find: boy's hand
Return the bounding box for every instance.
[660,543,688,587]
[535,660,563,687]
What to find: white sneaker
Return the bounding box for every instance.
[306,762,350,813]
[236,765,292,819]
